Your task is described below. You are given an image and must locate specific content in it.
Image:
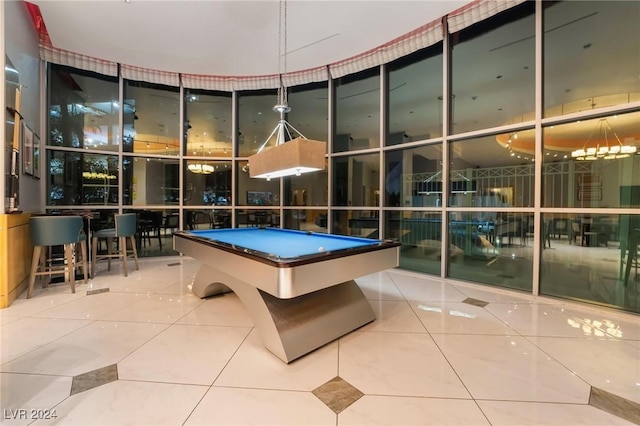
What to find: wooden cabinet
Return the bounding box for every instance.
[0,213,32,308]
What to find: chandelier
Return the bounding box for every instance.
[188,145,214,174]
[247,0,326,180]
[571,118,636,161]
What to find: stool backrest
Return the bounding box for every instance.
[30,215,85,246]
[115,213,137,237]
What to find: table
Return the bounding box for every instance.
[173,227,400,363]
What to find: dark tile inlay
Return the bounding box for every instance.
[70,364,118,395]
[167,262,181,267]
[462,297,489,308]
[312,376,364,414]
[589,386,640,425]
[86,288,110,296]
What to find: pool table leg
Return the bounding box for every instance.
[191,264,376,363]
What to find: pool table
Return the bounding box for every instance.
[173,227,400,363]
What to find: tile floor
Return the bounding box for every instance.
[1,256,639,425]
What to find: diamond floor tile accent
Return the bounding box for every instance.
[589,386,640,425]
[70,364,118,395]
[312,376,364,414]
[462,297,489,308]
[86,288,110,296]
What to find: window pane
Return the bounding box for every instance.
[387,44,443,145]
[237,90,278,157]
[283,162,328,206]
[123,156,179,205]
[333,153,380,207]
[448,211,533,292]
[124,80,180,155]
[333,210,379,238]
[235,208,280,228]
[184,161,232,207]
[448,132,535,208]
[541,213,640,312]
[288,82,329,147]
[47,151,119,206]
[283,208,327,233]
[334,70,381,152]
[385,144,442,207]
[236,160,280,206]
[48,64,119,151]
[451,3,535,134]
[544,1,640,118]
[184,89,232,157]
[542,111,640,208]
[385,210,442,275]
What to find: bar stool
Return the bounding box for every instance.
[92,213,139,277]
[28,215,89,298]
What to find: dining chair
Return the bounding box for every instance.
[28,215,88,298]
[92,213,139,277]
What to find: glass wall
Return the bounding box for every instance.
[42,1,640,313]
[450,2,535,134]
[387,44,443,145]
[334,69,381,152]
[543,1,640,118]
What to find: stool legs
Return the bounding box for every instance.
[27,242,87,299]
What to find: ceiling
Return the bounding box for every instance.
[28,0,471,76]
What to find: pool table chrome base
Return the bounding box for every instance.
[192,264,375,363]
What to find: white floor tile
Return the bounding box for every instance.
[35,380,207,426]
[215,329,338,391]
[184,387,335,426]
[452,281,538,304]
[2,321,168,376]
[30,292,145,321]
[176,293,253,327]
[102,293,204,324]
[530,336,640,404]
[339,331,470,398]
[0,317,91,365]
[486,303,611,338]
[118,324,250,385]
[431,334,591,403]
[477,400,636,425]
[340,395,490,426]
[0,373,72,426]
[388,271,468,302]
[411,301,514,335]
[364,300,428,333]
[356,271,405,301]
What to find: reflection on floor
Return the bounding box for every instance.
[1,257,639,425]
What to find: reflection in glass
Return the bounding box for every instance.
[283,209,327,233]
[235,208,280,228]
[451,2,535,134]
[238,90,278,157]
[288,82,329,146]
[385,144,442,207]
[334,69,381,152]
[48,64,120,151]
[387,44,443,145]
[542,111,640,208]
[544,1,640,118]
[449,133,535,208]
[236,160,280,206]
[123,80,180,155]
[123,157,180,206]
[47,151,119,206]
[385,211,441,275]
[283,161,328,206]
[184,161,232,207]
[541,213,640,311]
[184,89,232,157]
[333,210,379,239]
[333,153,380,207]
[448,211,533,291]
